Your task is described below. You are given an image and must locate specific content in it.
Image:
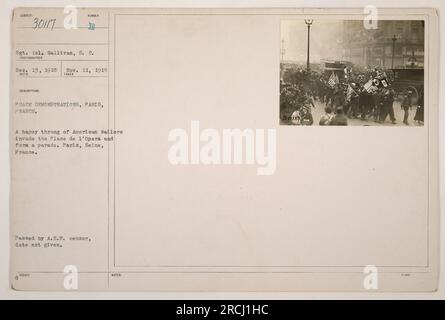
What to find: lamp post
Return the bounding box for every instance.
[305,19,313,70]
[281,39,286,61]
[391,34,397,69]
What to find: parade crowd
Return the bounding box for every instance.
[280,66,424,126]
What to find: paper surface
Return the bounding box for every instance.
[10,7,439,291]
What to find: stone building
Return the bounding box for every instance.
[342,20,424,69]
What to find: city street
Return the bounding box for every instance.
[310,99,423,126]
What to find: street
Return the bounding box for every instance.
[310,99,422,126]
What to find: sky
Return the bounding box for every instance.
[281,20,344,62]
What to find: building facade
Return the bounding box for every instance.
[342,20,424,69]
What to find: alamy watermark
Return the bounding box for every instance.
[168,121,277,175]
[363,5,378,30]
[363,265,379,290]
[63,265,78,290]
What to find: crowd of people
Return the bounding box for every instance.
[280,66,424,126]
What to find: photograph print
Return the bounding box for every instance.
[280,19,425,126]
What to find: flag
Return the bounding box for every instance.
[377,75,389,88]
[328,72,339,88]
[364,79,378,93]
[363,79,373,91]
[346,84,356,102]
[373,77,389,88]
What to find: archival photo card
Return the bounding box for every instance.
[10,8,439,292]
